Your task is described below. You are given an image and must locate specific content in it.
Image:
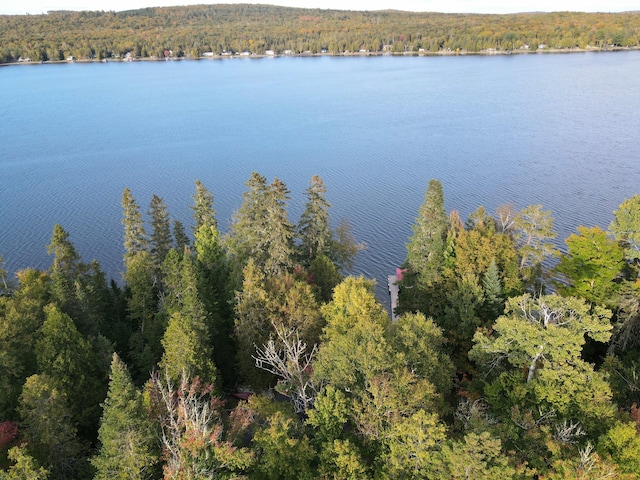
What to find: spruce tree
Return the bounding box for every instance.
[0,270,50,420]
[36,305,104,441]
[91,354,156,480]
[263,178,294,277]
[405,179,448,285]
[122,188,158,383]
[172,219,190,252]
[296,175,332,266]
[194,221,234,386]
[226,171,269,281]
[121,188,148,263]
[159,254,217,386]
[47,224,81,279]
[481,259,504,321]
[47,225,111,338]
[148,194,172,272]
[125,250,160,382]
[233,258,271,387]
[191,179,217,232]
[47,224,86,329]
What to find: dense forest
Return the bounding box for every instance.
[1,4,640,64]
[1,173,639,479]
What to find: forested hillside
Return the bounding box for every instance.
[1,174,640,478]
[1,4,639,63]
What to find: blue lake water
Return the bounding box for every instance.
[1,52,640,301]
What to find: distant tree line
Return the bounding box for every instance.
[1,4,639,63]
[1,175,640,478]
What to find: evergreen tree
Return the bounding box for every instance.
[383,409,446,479]
[252,411,315,480]
[233,258,271,387]
[122,188,148,263]
[125,250,161,382]
[192,183,235,385]
[226,171,270,281]
[172,219,190,252]
[0,270,50,420]
[121,192,161,381]
[389,312,455,402]
[481,259,504,320]
[18,374,87,480]
[296,175,332,266]
[148,194,172,273]
[191,179,217,232]
[405,179,448,285]
[47,224,81,283]
[263,178,294,277]
[308,254,342,303]
[47,224,85,325]
[226,172,295,280]
[47,225,113,338]
[437,432,517,479]
[35,304,104,441]
[0,444,49,480]
[306,386,367,479]
[91,353,157,480]
[159,254,217,386]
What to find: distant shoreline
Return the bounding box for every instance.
[3,45,638,66]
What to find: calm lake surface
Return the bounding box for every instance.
[2,52,640,301]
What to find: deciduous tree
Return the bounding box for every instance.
[470,294,616,434]
[610,193,640,267]
[514,205,559,289]
[555,226,625,306]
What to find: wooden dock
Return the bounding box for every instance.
[388,274,399,321]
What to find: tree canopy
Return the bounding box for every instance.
[1,5,639,64]
[2,176,640,479]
